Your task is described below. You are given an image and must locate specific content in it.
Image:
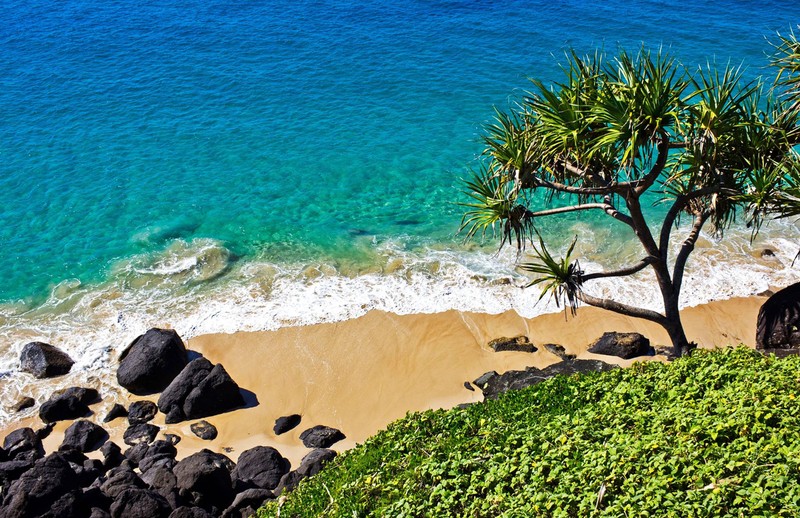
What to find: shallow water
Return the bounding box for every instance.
[2,0,800,425]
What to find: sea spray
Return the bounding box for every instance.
[1,221,799,427]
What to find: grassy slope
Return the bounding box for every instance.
[259,348,800,517]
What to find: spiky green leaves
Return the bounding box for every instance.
[519,233,583,315]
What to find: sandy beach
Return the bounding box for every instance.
[0,294,766,468]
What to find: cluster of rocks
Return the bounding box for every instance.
[472,331,655,399]
[3,328,346,517]
[0,421,339,517]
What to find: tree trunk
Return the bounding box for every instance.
[663,297,693,357]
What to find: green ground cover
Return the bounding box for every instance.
[259,348,800,517]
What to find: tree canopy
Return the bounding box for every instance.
[461,33,800,355]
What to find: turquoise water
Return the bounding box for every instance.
[2,0,800,422]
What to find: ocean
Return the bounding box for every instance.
[2,0,800,424]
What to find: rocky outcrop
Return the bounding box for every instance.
[157,359,245,423]
[0,453,80,518]
[757,283,800,349]
[487,335,537,353]
[480,359,617,399]
[117,329,189,395]
[299,425,345,449]
[587,332,653,359]
[19,342,74,379]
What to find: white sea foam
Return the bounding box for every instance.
[0,223,798,427]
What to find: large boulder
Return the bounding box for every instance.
[60,420,108,453]
[299,425,345,449]
[101,466,146,500]
[55,386,100,406]
[757,283,800,349]
[117,329,188,395]
[482,359,616,399]
[0,453,79,518]
[19,342,74,379]
[587,332,653,359]
[173,449,234,511]
[39,393,90,423]
[158,359,245,423]
[231,446,290,491]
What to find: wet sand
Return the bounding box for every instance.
[4,295,765,467]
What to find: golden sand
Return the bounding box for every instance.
[5,295,765,467]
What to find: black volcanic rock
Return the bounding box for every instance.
[158,359,245,423]
[231,446,289,491]
[299,426,345,449]
[123,423,160,446]
[39,394,90,423]
[117,329,189,395]
[481,359,616,399]
[487,335,537,353]
[173,449,234,511]
[273,414,301,435]
[127,401,158,425]
[60,420,108,453]
[190,421,218,441]
[104,404,128,423]
[757,283,800,349]
[588,332,653,359]
[19,342,74,379]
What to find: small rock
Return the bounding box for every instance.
[101,442,126,471]
[463,381,475,391]
[104,403,129,423]
[587,332,653,359]
[128,401,158,424]
[222,488,274,518]
[191,421,218,441]
[299,425,345,449]
[60,420,108,453]
[296,448,336,477]
[10,396,35,413]
[164,434,181,445]
[19,342,75,378]
[123,423,160,446]
[543,343,576,360]
[273,414,301,435]
[487,335,537,353]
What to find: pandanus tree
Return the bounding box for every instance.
[461,37,800,356]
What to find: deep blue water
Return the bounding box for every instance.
[2,0,800,304]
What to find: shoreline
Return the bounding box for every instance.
[1,294,766,467]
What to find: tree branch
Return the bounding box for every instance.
[577,291,667,325]
[581,256,657,282]
[633,133,671,196]
[528,200,634,228]
[658,184,721,262]
[672,211,711,295]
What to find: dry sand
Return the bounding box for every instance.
[4,295,766,467]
